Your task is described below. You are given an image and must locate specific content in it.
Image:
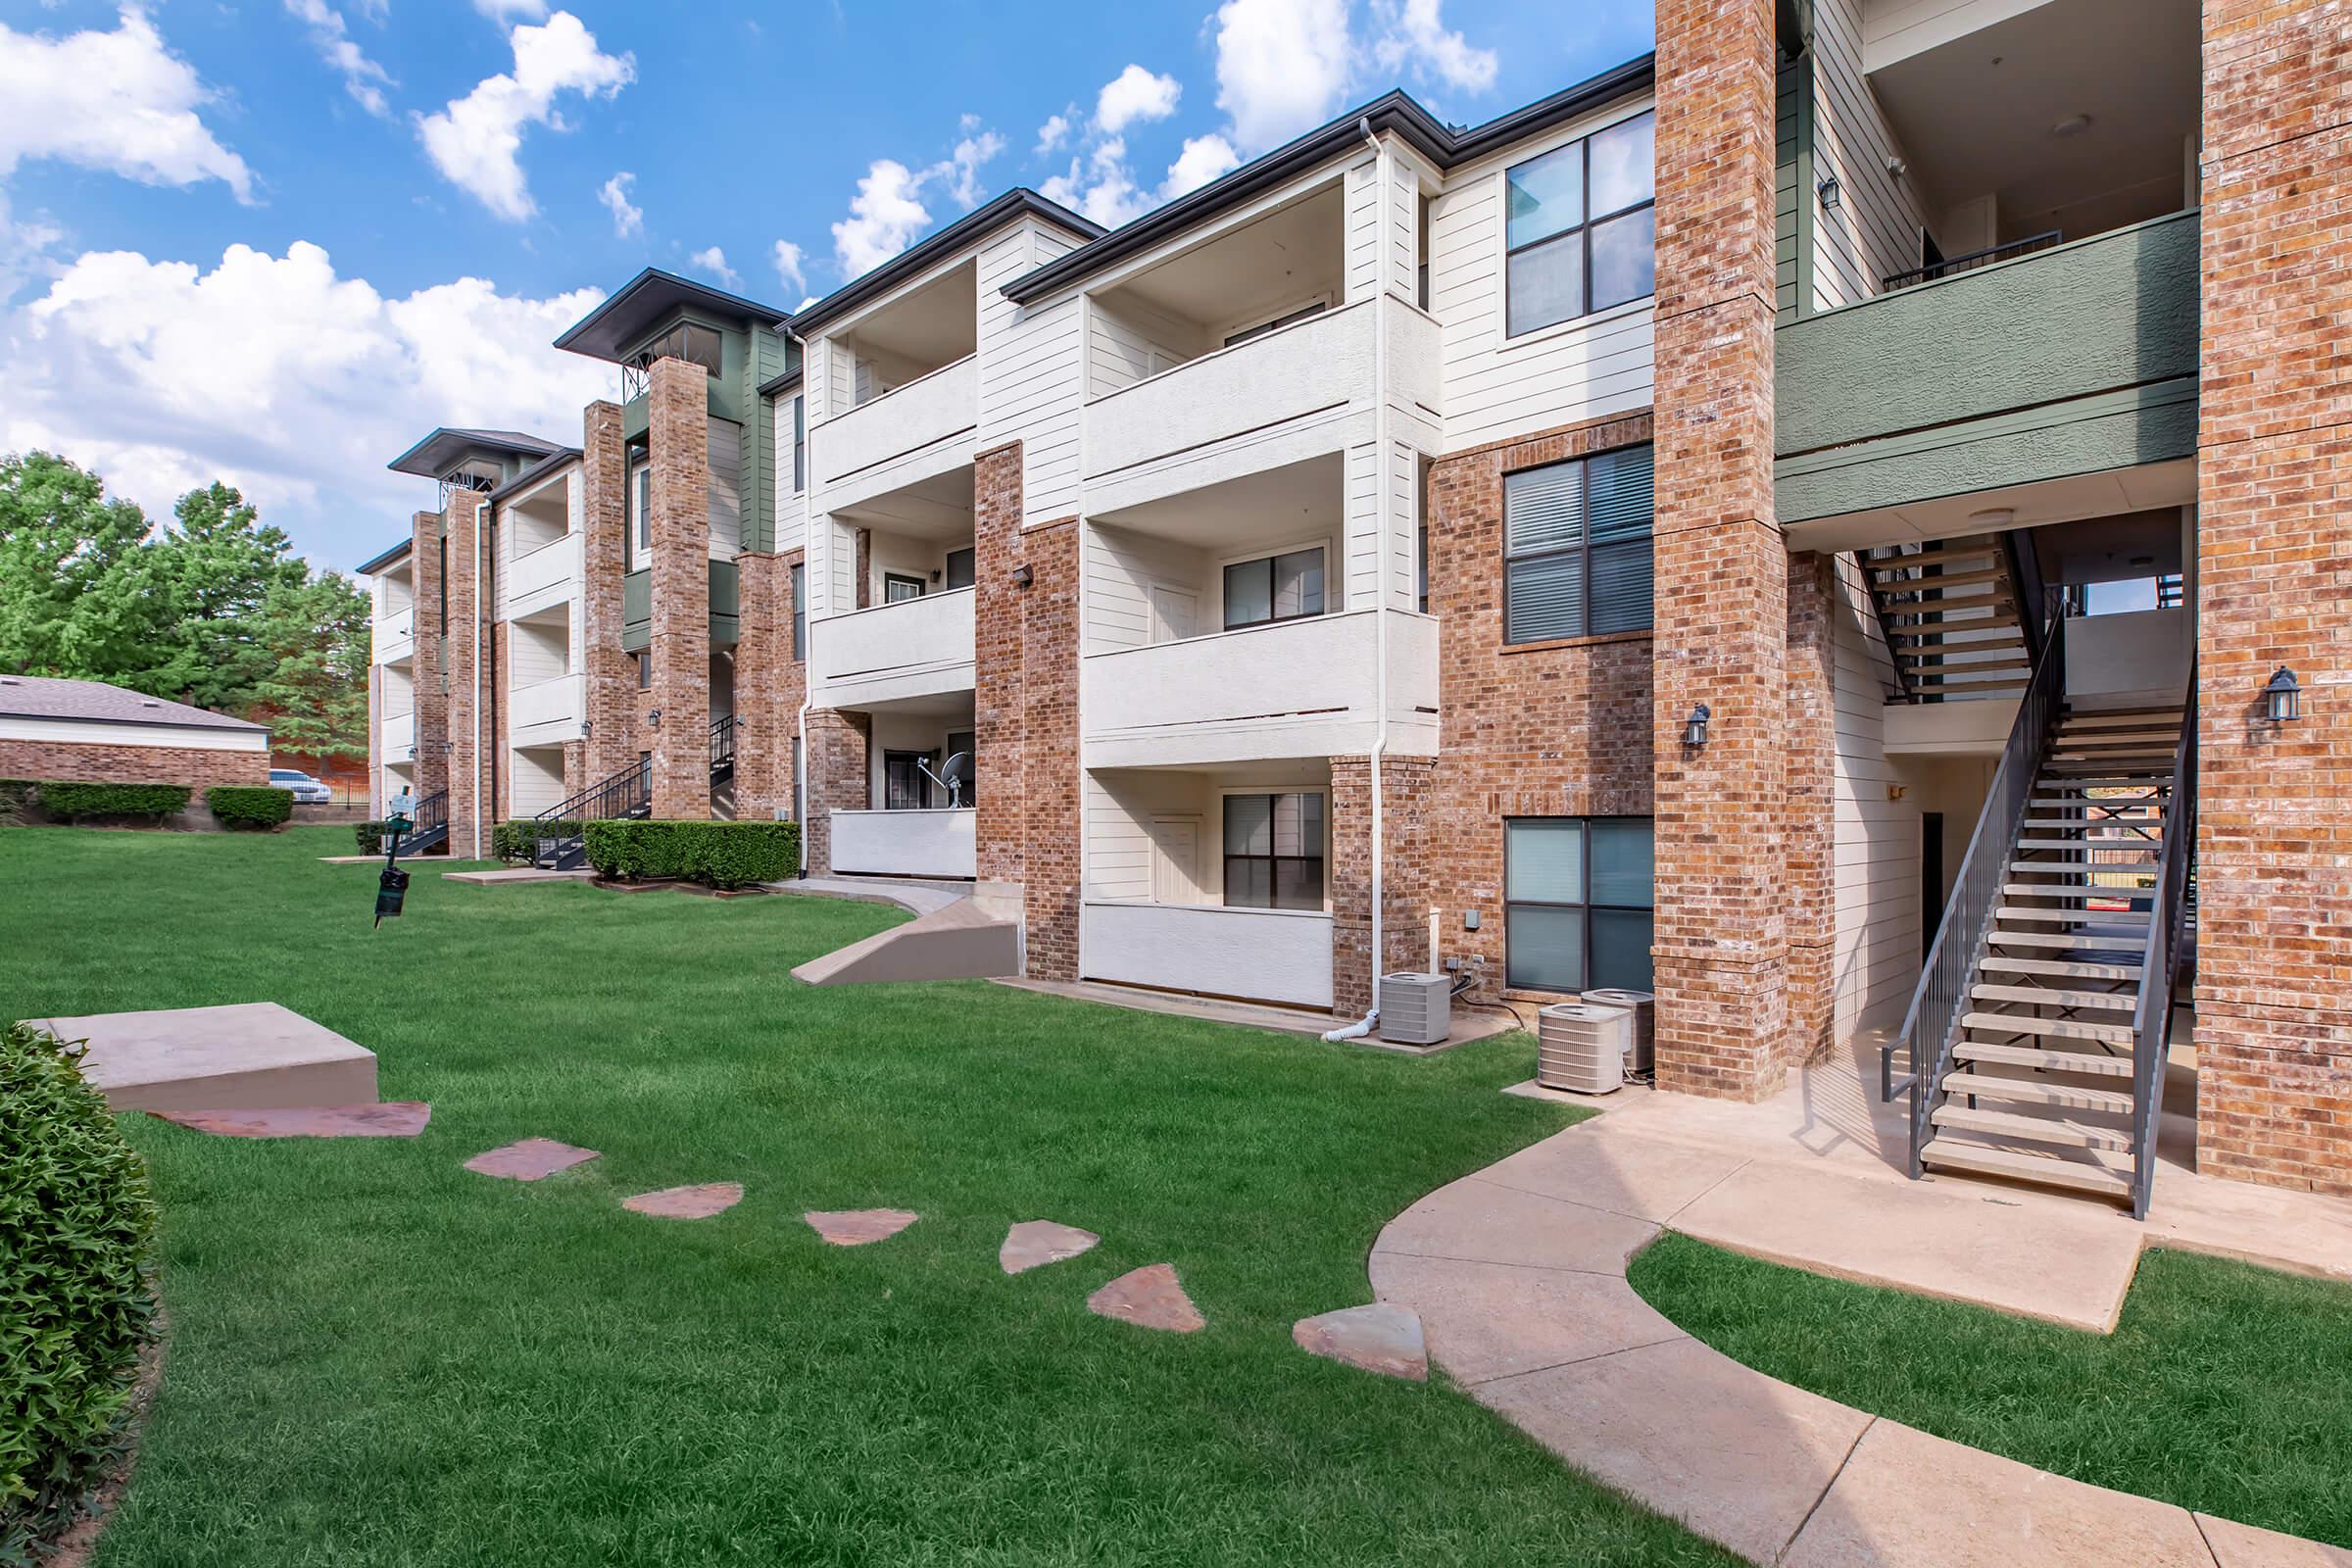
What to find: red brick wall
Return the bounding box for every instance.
[1650,0,1792,1102]
[2194,0,2352,1194]
[581,400,638,785]
[1331,754,1437,1016]
[648,356,711,820]
[1784,550,1838,1071]
[443,489,491,858]
[1424,412,1657,1007]
[803,707,869,874]
[733,548,807,823]
[0,739,267,789]
[974,442,1027,889]
[409,509,447,803]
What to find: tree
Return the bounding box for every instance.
[0,453,170,682]
[251,572,371,760]
[141,482,311,712]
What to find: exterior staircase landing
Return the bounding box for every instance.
[1862,535,2034,703]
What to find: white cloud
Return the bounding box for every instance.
[472,0,548,18]
[1094,64,1181,134]
[831,159,930,276]
[1213,0,1351,154]
[597,171,640,237]
[416,10,632,222]
[1033,112,1071,157]
[771,239,805,295]
[930,117,1004,210]
[1371,0,1495,93]
[689,246,738,288]
[0,6,254,200]
[1044,130,1244,230]
[0,239,610,565]
[283,0,394,118]
[1162,133,1241,199]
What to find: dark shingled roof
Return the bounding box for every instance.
[0,674,267,733]
[386,427,566,479]
[552,268,791,363]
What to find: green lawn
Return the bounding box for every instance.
[1630,1233,2352,1547]
[4,826,1735,1567]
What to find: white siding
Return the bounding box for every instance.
[1831,556,1920,1040]
[1812,0,1933,310]
[1084,523,1205,655]
[772,394,808,555]
[1087,298,1201,396]
[1085,771,1214,903]
[979,220,1088,528]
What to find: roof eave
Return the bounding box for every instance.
[784,188,1103,338]
[552,268,793,363]
[355,539,414,575]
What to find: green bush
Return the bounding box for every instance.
[0,1023,158,1546]
[203,785,294,831]
[582,819,800,890]
[354,820,384,856]
[491,819,581,864]
[0,781,28,827]
[30,782,190,823]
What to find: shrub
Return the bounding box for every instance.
[203,785,294,831]
[0,1023,158,1545]
[582,819,800,890]
[30,783,190,823]
[354,820,384,856]
[0,781,28,826]
[491,819,581,864]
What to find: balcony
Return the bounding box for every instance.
[506,534,581,615]
[1080,608,1438,768]
[1081,902,1333,1010]
[815,354,978,509]
[1083,300,1374,509]
[619,560,741,652]
[1776,210,2200,546]
[808,586,976,710]
[830,808,976,879]
[381,710,416,758]
[509,673,584,742]
[371,606,415,667]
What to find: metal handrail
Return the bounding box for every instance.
[409,788,448,841]
[710,714,736,774]
[2129,676,2197,1218]
[534,757,650,829]
[1883,229,2062,292]
[1884,614,2067,1173]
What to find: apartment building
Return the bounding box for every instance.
[362,0,2352,1205]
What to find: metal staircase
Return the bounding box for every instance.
[529,759,651,870]
[1885,615,2197,1216]
[400,789,450,856]
[1862,535,2036,703]
[710,714,736,821]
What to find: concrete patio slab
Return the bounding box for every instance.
[1783,1417,2213,1568]
[1293,1303,1427,1381]
[1473,1124,1752,1224]
[1473,1336,1873,1567]
[2198,1514,2352,1567]
[1087,1263,1204,1333]
[998,976,1521,1046]
[770,876,970,916]
[622,1182,743,1219]
[1372,1175,1659,1274]
[443,867,595,886]
[317,855,381,864]
[1000,1219,1100,1274]
[33,1003,376,1114]
[1369,1252,1681,1385]
[464,1138,600,1181]
[804,1208,919,1246]
[792,899,1018,986]
[152,1102,430,1139]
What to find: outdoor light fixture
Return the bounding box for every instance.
[1684,704,1712,748]
[1817,173,1841,211]
[648,708,662,729]
[2264,666,2302,723]
[1011,564,1034,588]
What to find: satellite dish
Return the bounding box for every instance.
[917,751,972,808]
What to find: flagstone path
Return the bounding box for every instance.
[804,1207,920,1246]
[155,1102,431,1138]
[1000,1219,1101,1274]
[622,1182,744,1219]
[1086,1263,1205,1333]
[1293,1302,1428,1381]
[464,1138,601,1181]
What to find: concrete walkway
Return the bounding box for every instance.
[1373,1080,2352,1565]
[767,876,970,916]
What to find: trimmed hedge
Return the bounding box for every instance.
[0,781,27,827]
[30,782,190,823]
[353,820,384,856]
[203,785,294,831]
[582,819,799,890]
[0,1023,158,1547]
[491,819,581,864]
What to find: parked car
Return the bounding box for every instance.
[268,768,333,804]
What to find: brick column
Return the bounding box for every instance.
[648,357,710,820]
[442,488,493,858]
[803,708,870,874]
[974,443,1027,891]
[1330,755,1437,1018]
[733,548,807,822]
[562,738,586,797]
[1649,0,1790,1102]
[2193,0,2352,1195]
[410,509,448,804]
[1784,550,1838,1070]
[367,661,382,815]
[580,400,635,785]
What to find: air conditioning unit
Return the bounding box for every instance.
[1537,1003,1632,1093]
[1378,972,1452,1047]
[1582,989,1655,1076]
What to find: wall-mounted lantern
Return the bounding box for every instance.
[2264,666,2302,723]
[648,708,662,729]
[1684,703,1712,748]
[1011,564,1034,589]
[1817,173,1841,211]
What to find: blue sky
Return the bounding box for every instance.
[0,0,1652,570]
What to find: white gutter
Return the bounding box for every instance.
[790,325,814,872]
[1329,116,1395,1043]
[470,494,486,859]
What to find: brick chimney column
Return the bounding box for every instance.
[648,356,710,819]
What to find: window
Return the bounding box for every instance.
[789,563,806,661]
[791,736,803,822]
[791,396,806,493]
[1503,443,1653,644]
[1223,300,1327,348]
[944,547,976,590]
[1224,793,1325,910]
[884,572,927,604]
[1503,111,1655,337]
[1223,546,1325,630]
[1504,817,1654,992]
[633,322,723,378]
[884,751,932,810]
[628,462,651,566]
[635,651,652,691]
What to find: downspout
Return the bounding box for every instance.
[790,326,814,874]
[1327,116,1395,1044]
[472,491,488,860]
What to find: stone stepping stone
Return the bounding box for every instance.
[1000,1219,1101,1275]
[805,1208,919,1246]
[1087,1263,1204,1334]
[622,1182,744,1219]
[1293,1302,1428,1382]
[464,1137,601,1181]
[153,1102,431,1139]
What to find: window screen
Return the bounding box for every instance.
[1503,444,1653,643]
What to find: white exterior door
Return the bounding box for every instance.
[1149,586,1198,644]
[1151,815,1202,906]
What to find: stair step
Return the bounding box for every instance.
[2018,834,2163,851]
[1980,956,2142,980]
[1933,1102,2135,1152]
[1884,605,2018,625]
[2055,727,2180,745]
[1984,930,2147,952]
[1972,982,2138,1010]
[1895,645,2028,662]
[1942,1069,2136,1114]
[1954,1039,2136,1077]
[1868,544,2000,571]
[1963,1010,2136,1044]
[2010,858,2159,872]
[2061,707,2184,725]
[2000,884,2152,901]
[1994,905,2151,925]
[2020,816,2161,830]
[1920,1136,2133,1197]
